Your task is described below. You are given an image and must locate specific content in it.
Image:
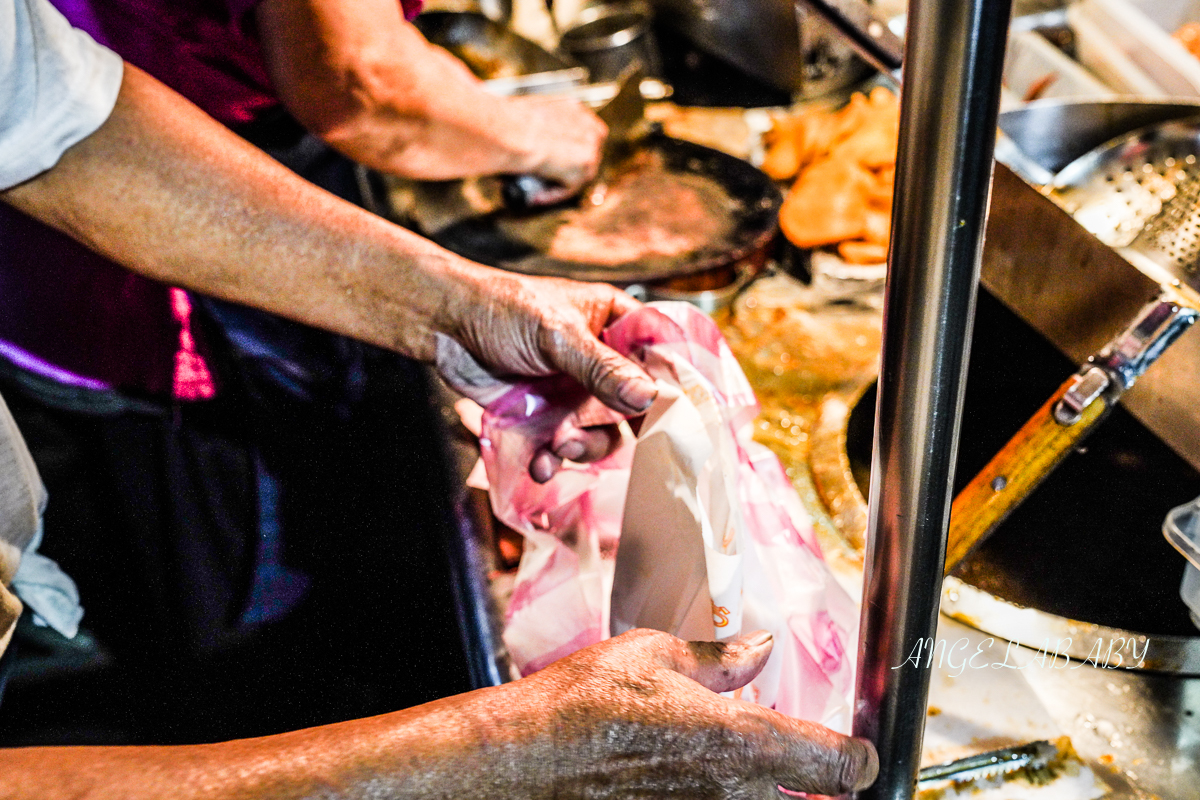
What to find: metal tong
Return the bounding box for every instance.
[917,739,1062,792]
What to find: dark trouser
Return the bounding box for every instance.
[0,113,477,746]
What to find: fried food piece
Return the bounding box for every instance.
[863,208,891,246]
[780,157,874,248]
[838,239,888,264]
[834,102,899,169]
[762,114,804,180]
[763,88,899,177]
[1175,22,1200,60]
[773,88,899,252]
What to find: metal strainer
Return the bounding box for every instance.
[1051,117,1200,288]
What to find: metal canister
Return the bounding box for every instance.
[558,3,663,82]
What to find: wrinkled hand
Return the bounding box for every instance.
[504,95,608,203]
[437,272,652,481]
[507,629,879,798]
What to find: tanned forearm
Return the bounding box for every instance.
[0,631,876,800]
[1,64,500,363]
[253,0,604,186]
[0,682,549,800]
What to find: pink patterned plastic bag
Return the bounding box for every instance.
[481,303,857,731]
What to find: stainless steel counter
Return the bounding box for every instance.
[926,616,1200,799]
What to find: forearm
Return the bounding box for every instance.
[0,64,503,362]
[0,684,552,800]
[255,0,537,181]
[0,632,877,799]
[312,58,541,181]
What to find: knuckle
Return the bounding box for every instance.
[627,628,676,652]
[536,323,574,360]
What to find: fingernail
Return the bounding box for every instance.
[556,440,586,461]
[743,630,773,648]
[617,377,657,413]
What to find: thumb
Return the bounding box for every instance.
[656,630,775,694]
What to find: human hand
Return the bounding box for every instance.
[503,95,608,204]
[436,272,653,481]
[502,628,879,798]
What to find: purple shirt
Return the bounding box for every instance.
[0,0,421,397]
[54,0,277,127]
[54,0,426,127]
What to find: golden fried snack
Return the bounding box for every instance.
[780,157,873,248]
[834,104,899,169]
[765,88,899,255]
[1175,22,1200,60]
[762,114,804,180]
[838,239,888,264]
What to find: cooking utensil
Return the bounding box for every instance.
[497,63,650,211]
[499,61,650,210]
[402,68,646,232]
[1053,116,1200,275]
[799,0,904,77]
[481,68,590,97]
[590,65,650,183]
[916,740,1061,792]
[944,120,1200,573]
[648,0,870,95]
[946,289,1198,574]
[482,73,671,104]
[414,11,576,77]
[413,133,781,283]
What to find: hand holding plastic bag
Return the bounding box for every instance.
[481,303,857,730]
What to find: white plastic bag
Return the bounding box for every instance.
[481,303,857,730]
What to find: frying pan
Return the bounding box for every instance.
[376,131,783,285]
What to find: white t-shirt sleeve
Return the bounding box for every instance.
[0,0,124,190]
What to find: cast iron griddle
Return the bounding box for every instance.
[427,134,782,284]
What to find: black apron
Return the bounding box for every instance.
[0,111,480,746]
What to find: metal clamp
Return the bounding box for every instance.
[1051,293,1197,426]
[1052,366,1111,426]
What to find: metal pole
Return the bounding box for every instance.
[851,0,1011,798]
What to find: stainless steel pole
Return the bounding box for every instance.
[851,0,1011,798]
